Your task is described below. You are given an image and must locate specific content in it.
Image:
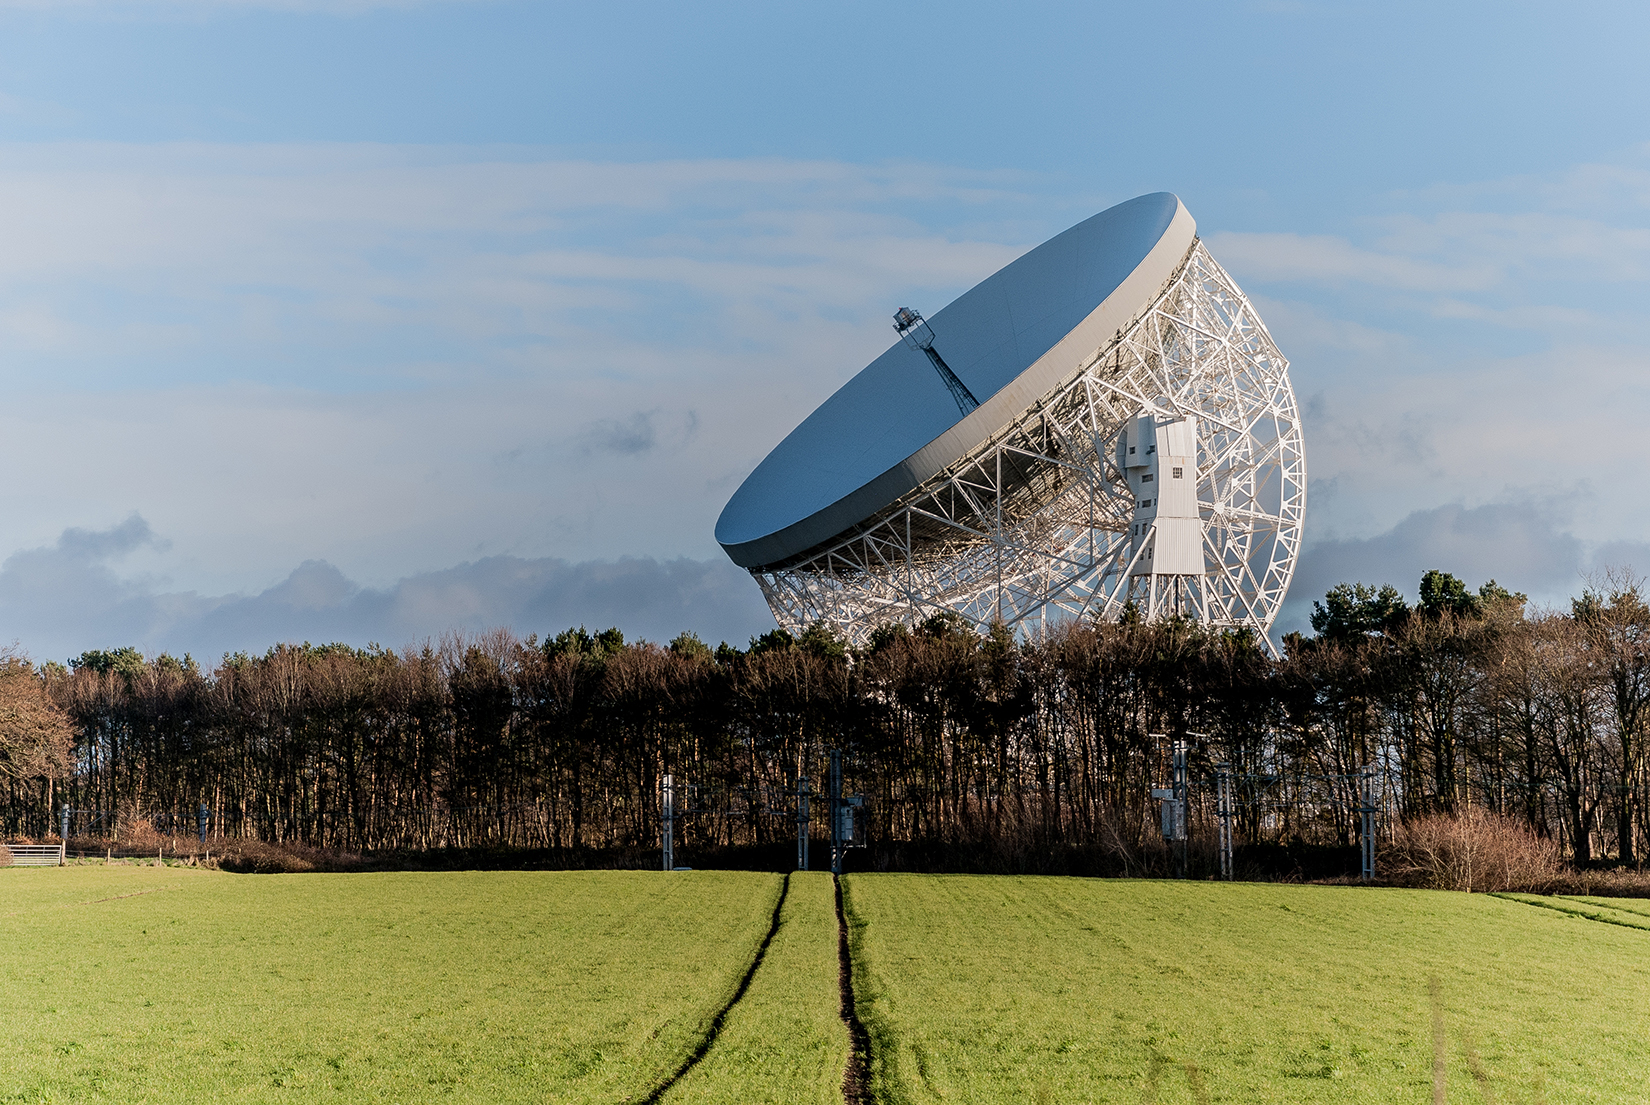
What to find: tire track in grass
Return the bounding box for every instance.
[1490,892,1650,932]
[634,873,790,1105]
[1559,894,1650,918]
[1430,975,1447,1105]
[1460,1028,1500,1105]
[835,875,872,1105]
[2,883,182,917]
[1138,1050,1211,1104]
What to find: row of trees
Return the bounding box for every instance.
[1,570,1648,868]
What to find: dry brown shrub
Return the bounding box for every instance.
[0,843,11,867]
[0,655,72,784]
[1551,867,1650,898]
[114,814,164,849]
[215,839,319,874]
[1383,807,1561,892]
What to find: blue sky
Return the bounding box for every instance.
[0,0,1647,658]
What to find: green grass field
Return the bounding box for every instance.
[840,875,1650,1104]
[661,871,848,1105]
[0,866,787,1103]
[6,865,1649,1104]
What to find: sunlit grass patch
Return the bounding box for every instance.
[0,866,782,1103]
[842,875,1650,1104]
[662,871,849,1105]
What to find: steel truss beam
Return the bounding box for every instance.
[752,241,1306,651]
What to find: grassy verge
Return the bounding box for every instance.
[842,874,1650,1104]
[661,871,848,1104]
[0,866,780,1103]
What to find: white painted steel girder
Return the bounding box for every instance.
[750,240,1306,652]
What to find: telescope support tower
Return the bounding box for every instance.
[750,241,1305,651]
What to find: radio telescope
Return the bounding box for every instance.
[716,193,1305,649]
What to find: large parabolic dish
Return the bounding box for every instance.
[716,192,1305,648]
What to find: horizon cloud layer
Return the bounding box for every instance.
[7,502,1645,664]
[0,514,774,662]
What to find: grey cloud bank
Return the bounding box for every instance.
[7,500,1642,663]
[1277,499,1648,635]
[0,517,775,662]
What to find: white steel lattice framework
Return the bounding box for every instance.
[751,240,1306,649]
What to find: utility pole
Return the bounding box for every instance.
[1360,765,1376,882]
[1151,733,1186,876]
[60,804,69,865]
[797,773,811,872]
[661,773,675,872]
[1172,737,1188,879]
[829,750,843,876]
[1216,762,1233,881]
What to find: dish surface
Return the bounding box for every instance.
[717,192,1195,569]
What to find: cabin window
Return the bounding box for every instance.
[1128,445,1136,454]
[1142,473,1153,483]
[1173,466,1183,479]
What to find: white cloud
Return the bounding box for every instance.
[1245,294,1412,359]
[0,146,1033,379]
[1210,231,1500,292]
[1213,157,1650,312]
[2,141,1650,653]
[0,145,1067,615]
[1373,211,1650,284]
[1293,339,1650,548]
[1213,151,1650,574]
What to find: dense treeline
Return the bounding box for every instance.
[1,569,1649,868]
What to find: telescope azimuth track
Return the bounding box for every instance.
[716,195,1305,650]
